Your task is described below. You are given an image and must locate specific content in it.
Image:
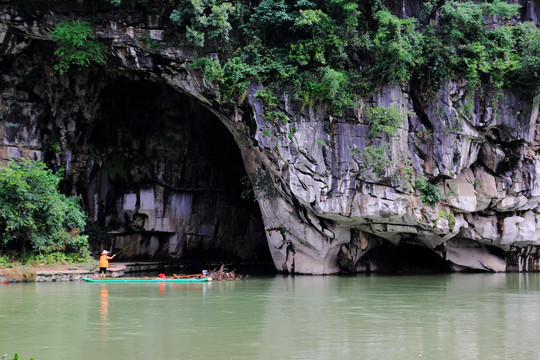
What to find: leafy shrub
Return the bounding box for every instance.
[484,0,521,19]
[221,57,259,102]
[255,88,279,110]
[191,57,225,85]
[191,56,258,103]
[263,111,288,123]
[418,0,532,92]
[28,250,91,265]
[50,20,106,74]
[318,67,346,100]
[288,9,346,67]
[252,0,293,30]
[170,0,236,47]
[255,88,287,122]
[368,10,423,85]
[438,209,456,232]
[0,254,15,268]
[329,1,360,32]
[508,22,540,95]
[179,0,536,107]
[415,175,443,206]
[362,144,390,178]
[0,159,88,256]
[48,0,538,109]
[365,105,408,138]
[292,67,356,115]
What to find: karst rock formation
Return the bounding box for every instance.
[1,0,539,273]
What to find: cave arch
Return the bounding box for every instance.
[74,76,272,267]
[360,243,451,274]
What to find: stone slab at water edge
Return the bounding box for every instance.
[0,262,173,283]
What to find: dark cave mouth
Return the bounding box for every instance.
[360,243,451,274]
[80,77,273,268]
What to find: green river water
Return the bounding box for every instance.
[2,273,540,360]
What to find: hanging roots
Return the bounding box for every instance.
[210,264,244,281]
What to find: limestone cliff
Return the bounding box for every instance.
[0,0,539,273]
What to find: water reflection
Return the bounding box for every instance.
[99,284,109,334]
[253,274,540,359]
[2,274,540,360]
[159,282,165,296]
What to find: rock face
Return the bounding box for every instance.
[0,39,269,264]
[1,1,539,273]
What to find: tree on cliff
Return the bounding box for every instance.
[51,19,107,74]
[0,159,89,257]
[44,0,539,104]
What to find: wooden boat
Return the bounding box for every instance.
[82,275,212,283]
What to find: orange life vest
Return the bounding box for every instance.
[99,254,109,268]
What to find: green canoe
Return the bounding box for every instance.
[82,276,212,283]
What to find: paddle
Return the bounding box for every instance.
[87,238,142,273]
[112,238,142,256]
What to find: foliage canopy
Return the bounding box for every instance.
[168,0,537,109]
[0,159,89,256]
[51,20,106,74]
[45,0,538,105]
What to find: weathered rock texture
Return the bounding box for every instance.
[1,0,539,273]
[0,34,269,265]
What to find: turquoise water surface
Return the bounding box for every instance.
[1,273,540,359]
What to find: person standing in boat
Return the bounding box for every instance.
[99,250,116,278]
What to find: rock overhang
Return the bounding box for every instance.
[1,0,540,274]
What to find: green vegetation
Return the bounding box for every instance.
[45,1,538,105]
[0,159,89,258]
[191,56,258,103]
[255,88,279,109]
[176,0,537,109]
[362,143,390,178]
[140,31,163,51]
[358,105,408,179]
[438,209,456,232]
[50,20,106,74]
[365,105,408,138]
[0,251,92,270]
[420,0,538,93]
[1,353,34,360]
[394,153,414,190]
[170,0,237,47]
[39,0,538,217]
[415,174,443,206]
[367,10,422,85]
[255,88,289,122]
[509,22,540,95]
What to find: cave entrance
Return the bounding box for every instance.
[361,243,451,274]
[80,77,272,270]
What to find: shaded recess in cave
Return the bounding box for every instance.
[361,243,451,273]
[72,76,272,267]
